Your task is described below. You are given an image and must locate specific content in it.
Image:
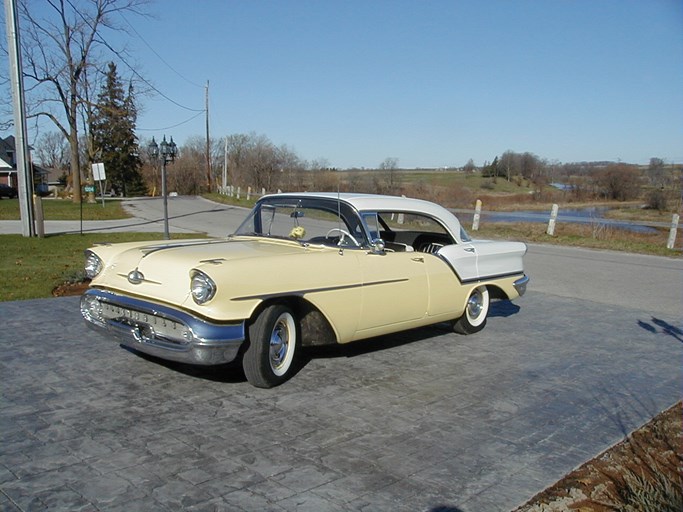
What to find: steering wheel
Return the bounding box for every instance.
[326,228,360,247]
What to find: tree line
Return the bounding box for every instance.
[476,152,680,211]
[2,0,150,203]
[4,1,680,213]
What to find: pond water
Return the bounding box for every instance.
[454,207,659,234]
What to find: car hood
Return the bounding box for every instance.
[89,236,355,318]
[92,236,296,286]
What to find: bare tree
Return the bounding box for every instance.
[647,157,666,188]
[225,133,254,187]
[221,133,304,193]
[462,158,476,174]
[0,43,11,131]
[378,157,399,194]
[245,135,280,191]
[18,0,149,202]
[499,151,519,182]
[594,163,642,201]
[172,136,205,195]
[34,131,70,171]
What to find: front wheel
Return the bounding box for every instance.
[453,286,489,335]
[243,304,299,388]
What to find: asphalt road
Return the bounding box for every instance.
[1,196,681,511]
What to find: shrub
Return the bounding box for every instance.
[646,189,668,211]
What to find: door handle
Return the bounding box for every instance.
[411,257,424,263]
[464,248,475,253]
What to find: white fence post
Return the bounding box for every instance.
[667,213,679,250]
[547,204,559,235]
[472,199,482,231]
[247,186,251,201]
[237,186,241,200]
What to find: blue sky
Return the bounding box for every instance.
[28,0,683,168]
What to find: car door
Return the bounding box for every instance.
[354,251,429,336]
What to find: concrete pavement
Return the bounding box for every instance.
[1,196,681,511]
[1,290,680,511]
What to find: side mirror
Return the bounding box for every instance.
[371,238,386,254]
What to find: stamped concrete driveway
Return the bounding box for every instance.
[1,199,681,511]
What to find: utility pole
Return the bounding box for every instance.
[5,0,35,237]
[223,136,228,193]
[205,80,212,192]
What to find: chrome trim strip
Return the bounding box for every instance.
[231,278,408,302]
[460,271,526,285]
[434,252,525,286]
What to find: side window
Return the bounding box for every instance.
[381,212,450,237]
[361,212,381,241]
[376,211,455,253]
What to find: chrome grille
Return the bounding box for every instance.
[100,302,191,345]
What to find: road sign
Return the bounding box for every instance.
[84,185,95,193]
[92,162,106,181]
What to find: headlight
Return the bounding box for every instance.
[84,250,103,279]
[190,270,216,304]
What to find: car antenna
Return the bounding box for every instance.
[337,183,343,255]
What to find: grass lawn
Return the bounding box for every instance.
[474,222,680,257]
[0,192,679,303]
[0,197,130,220]
[0,232,204,301]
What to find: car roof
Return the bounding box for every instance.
[260,192,464,237]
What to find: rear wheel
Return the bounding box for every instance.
[243,304,299,388]
[453,285,489,334]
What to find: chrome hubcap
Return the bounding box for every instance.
[467,290,483,319]
[269,319,290,370]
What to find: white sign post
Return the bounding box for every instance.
[91,163,106,206]
[547,204,559,236]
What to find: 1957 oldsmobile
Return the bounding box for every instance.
[81,193,529,388]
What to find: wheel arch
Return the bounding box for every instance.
[486,283,511,301]
[248,296,339,347]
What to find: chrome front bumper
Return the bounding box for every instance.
[80,289,245,365]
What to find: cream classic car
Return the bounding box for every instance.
[81,193,529,387]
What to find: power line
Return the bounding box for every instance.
[117,12,205,89]
[63,1,205,113]
[101,37,205,113]
[137,110,205,132]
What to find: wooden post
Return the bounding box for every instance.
[547,204,559,235]
[472,199,482,231]
[33,194,44,238]
[247,186,251,201]
[667,214,679,250]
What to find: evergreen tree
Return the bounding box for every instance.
[90,62,146,196]
[482,156,500,178]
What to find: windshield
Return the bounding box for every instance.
[234,197,368,247]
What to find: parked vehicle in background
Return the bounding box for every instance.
[81,193,529,387]
[0,184,18,199]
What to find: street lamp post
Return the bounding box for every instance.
[147,135,177,240]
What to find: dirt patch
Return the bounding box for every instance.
[52,279,90,297]
[515,402,682,511]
